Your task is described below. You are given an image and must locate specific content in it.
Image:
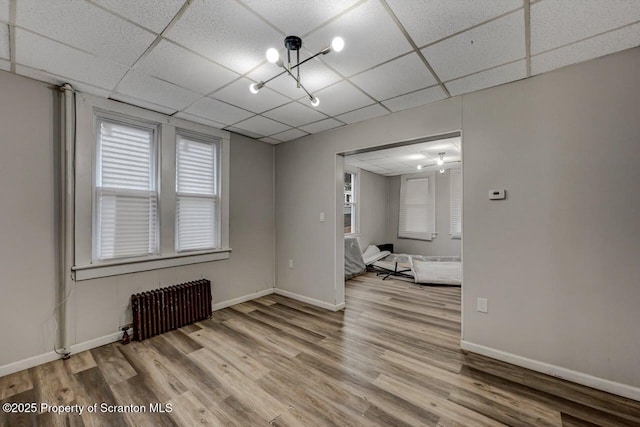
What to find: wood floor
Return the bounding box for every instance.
[2,273,639,426]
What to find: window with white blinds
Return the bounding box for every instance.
[450,168,462,239]
[176,134,219,252]
[398,173,435,241]
[95,118,158,261]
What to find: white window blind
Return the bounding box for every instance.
[95,119,157,260]
[344,172,357,235]
[450,168,462,239]
[398,173,435,241]
[176,134,219,252]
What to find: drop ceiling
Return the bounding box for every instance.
[345,136,461,176]
[1,0,639,143]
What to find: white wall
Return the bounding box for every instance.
[0,70,276,369]
[275,47,640,392]
[356,169,388,250]
[387,170,461,256]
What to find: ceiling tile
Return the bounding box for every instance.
[0,0,8,22]
[109,92,177,115]
[382,85,447,112]
[336,104,388,124]
[16,64,113,98]
[263,101,328,127]
[212,77,290,114]
[304,0,412,76]
[15,29,128,90]
[313,80,374,116]
[232,115,290,137]
[532,22,640,76]
[116,70,202,110]
[350,53,436,100]
[445,60,526,96]
[422,10,525,81]
[136,40,239,95]
[225,126,263,139]
[386,0,521,47]
[270,128,308,142]
[241,0,359,36]
[92,0,185,33]
[17,0,155,66]
[247,57,342,99]
[173,112,226,129]
[531,0,640,55]
[165,0,282,74]
[260,137,280,144]
[183,96,254,126]
[299,118,344,134]
[0,23,8,59]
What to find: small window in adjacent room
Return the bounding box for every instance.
[450,168,462,239]
[344,172,358,235]
[176,132,220,252]
[398,173,435,241]
[94,117,158,261]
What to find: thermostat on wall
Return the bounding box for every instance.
[489,189,506,200]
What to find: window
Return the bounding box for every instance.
[176,133,219,252]
[344,172,357,235]
[450,168,462,239]
[94,117,158,261]
[398,173,435,241]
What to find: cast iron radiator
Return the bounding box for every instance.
[131,279,212,341]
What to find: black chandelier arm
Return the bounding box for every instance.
[262,48,328,86]
[282,66,315,100]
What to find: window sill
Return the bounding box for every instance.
[73,248,232,281]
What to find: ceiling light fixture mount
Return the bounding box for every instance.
[249,35,344,108]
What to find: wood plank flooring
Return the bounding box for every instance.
[2,273,639,426]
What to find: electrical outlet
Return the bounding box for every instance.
[477,297,488,313]
[289,259,294,269]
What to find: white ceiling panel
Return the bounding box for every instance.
[336,104,388,124]
[242,0,360,36]
[422,10,525,82]
[386,0,521,47]
[382,85,447,112]
[173,112,226,129]
[304,0,412,76]
[183,96,254,126]
[116,70,202,110]
[0,23,8,59]
[212,77,290,114]
[0,0,8,22]
[446,59,526,96]
[532,22,640,76]
[136,40,239,95]
[350,53,437,100]
[15,29,128,90]
[263,101,328,127]
[233,115,290,137]
[109,92,177,115]
[299,118,344,134]
[17,0,155,67]
[165,0,282,74]
[531,0,640,55]
[16,64,113,98]
[270,128,308,142]
[92,0,185,34]
[0,58,9,71]
[313,80,374,116]
[226,126,263,139]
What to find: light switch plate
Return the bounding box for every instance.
[477,297,488,313]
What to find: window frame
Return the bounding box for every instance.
[344,169,359,236]
[398,171,436,241]
[73,94,230,281]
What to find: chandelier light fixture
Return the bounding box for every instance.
[249,35,345,107]
[417,152,448,173]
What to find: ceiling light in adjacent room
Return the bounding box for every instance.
[437,152,445,166]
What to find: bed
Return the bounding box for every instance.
[373,254,462,286]
[344,238,391,279]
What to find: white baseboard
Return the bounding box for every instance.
[212,288,274,311]
[0,351,60,378]
[274,288,346,312]
[70,329,132,354]
[460,340,640,402]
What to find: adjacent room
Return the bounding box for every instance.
[1,1,640,425]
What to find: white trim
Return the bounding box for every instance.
[212,288,275,311]
[0,351,60,378]
[460,340,640,402]
[275,288,346,312]
[70,329,131,354]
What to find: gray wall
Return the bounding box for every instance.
[356,169,388,250]
[0,70,275,368]
[275,47,640,389]
[387,170,462,256]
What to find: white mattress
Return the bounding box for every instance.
[373,254,461,285]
